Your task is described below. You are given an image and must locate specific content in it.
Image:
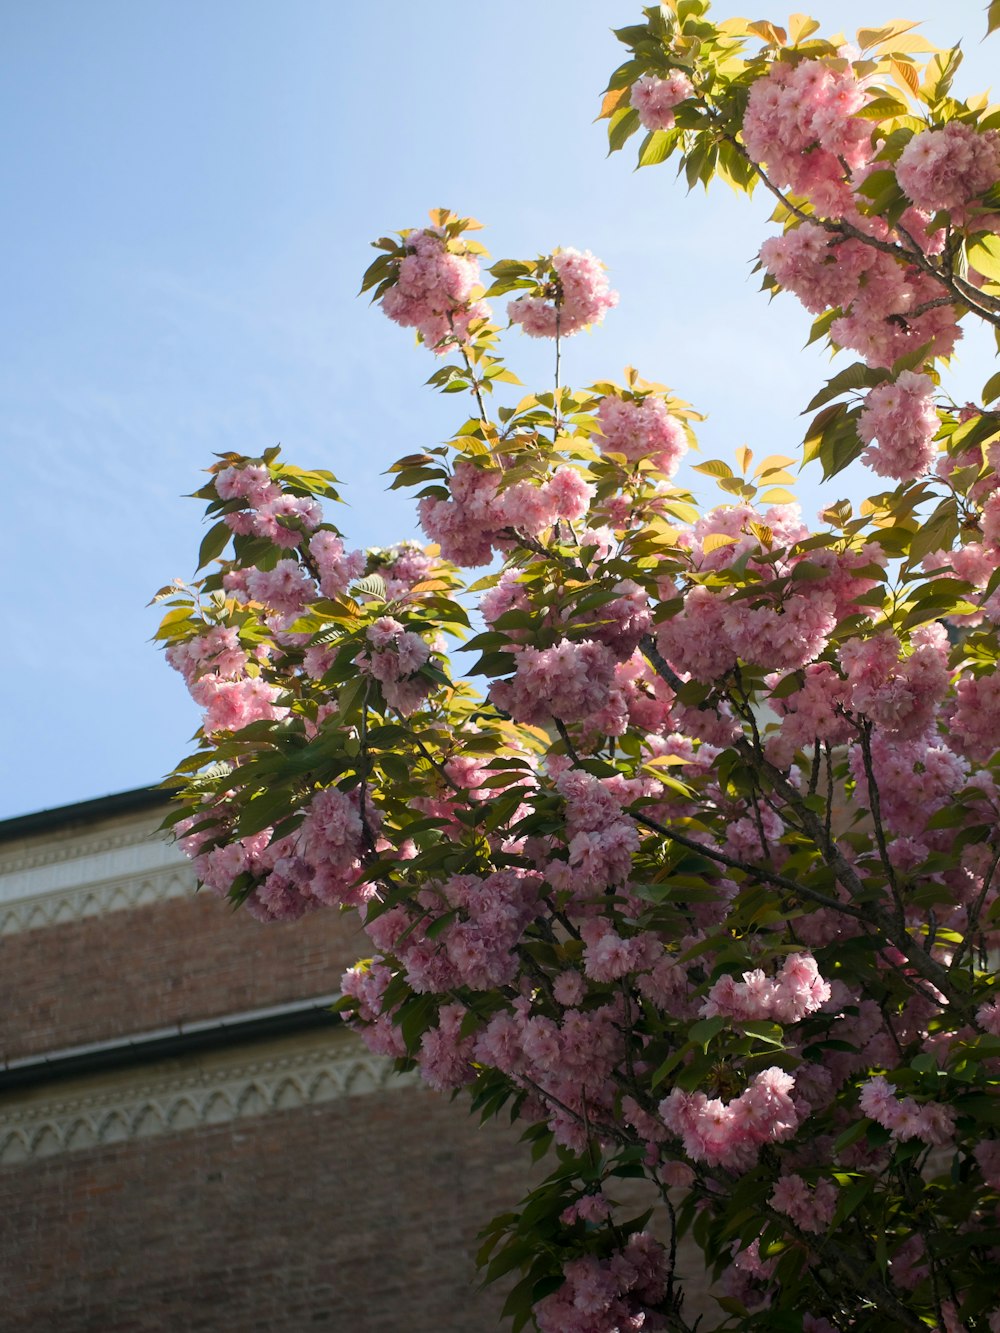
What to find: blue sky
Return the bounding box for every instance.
[1,0,996,819]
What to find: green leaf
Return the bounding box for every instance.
[968,234,1000,282]
[856,167,898,201]
[338,675,367,724]
[769,672,803,699]
[197,520,232,570]
[806,307,840,347]
[715,1297,751,1318]
[907,497,959,562]
[651,1046,687,1088]
[608,105,641,153]
[352,573,387,600]
[831,1175,874,1228]
[740,1020,785,1048]
[855,94,909,120]
[954,1092,1000,1126]
[688,1015,727,1050]
[425,908,459,940]
[920,47,963,103]
[804,361,887,413]
[235,785,296,838]
[637,129,674,168]
[692,459,734,480]
[802,401,865,479]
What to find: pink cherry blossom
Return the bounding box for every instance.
[630,71,695,131]
[508,248,618,338]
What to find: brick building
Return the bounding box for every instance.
[0,788,536,1332]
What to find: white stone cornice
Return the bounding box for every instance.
[0,828,184,904]
[0,815,167,878]
[0,1031,416,1165]
[0,804,201,928]
[0,861,198,934]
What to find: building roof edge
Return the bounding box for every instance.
[0,786,177,844]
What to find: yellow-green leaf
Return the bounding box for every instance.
[788,13,820,44]
[702,532,739,553]
[638,129,674,168]
[748,19,787,45]
[857,20,920,51]
[693,459,734,480]
[968,234,1000,282]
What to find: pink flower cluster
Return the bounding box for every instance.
[655,584,737,682]
[578,918,659,980]
[474,995,626,1149]
[977,999,1000,1036]
[770,1173,837,1234]
[560,1193,613,1227]
[760,223,872,317]
[723,807,785,865]
[857,372,940,481]
[189,675,286,736]
[889,1234,930,1292]
[840,625,950,741]
[610,655,676,737]
[858,1076,957,1145]
[245,559,315,619]
[896,121,1000,215]
[357,615,432,716]
[630,71,695,131]
[216,464,277,507]
[950,672,1000,763]
[418,461,594,567]
[656,579,839,682]
[700,953,831,1024]
[552,767,645,901]
[759,219,960,369]
[363,870,542,999]
[596,394,688,477]
[983,491,1000,549]
[165,625,251,686]
[490,639,618,726]
[660,1067,800,1169]
[683,502,808,572]
[340,959,406,1059]
[179,781,372,922]
[217,465,324,548]
[849,731,968,839]
[534,1234,669,1333]
[766,662,852,768]
[508,249,618,338]
[588,582,652,660]
[418,1002,477,1090]
[309,530,366,599]
[379,227,490,351]
[297,785,368,906]
[742,58,873,217]
[375,543,437,600]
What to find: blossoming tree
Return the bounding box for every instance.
[155,3,1000,1328]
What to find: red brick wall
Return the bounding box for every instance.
[3,1086,530,1333]
[0,808,719,1330]
[2,894,368,1061]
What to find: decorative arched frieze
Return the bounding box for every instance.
[0,1033,417,1166]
